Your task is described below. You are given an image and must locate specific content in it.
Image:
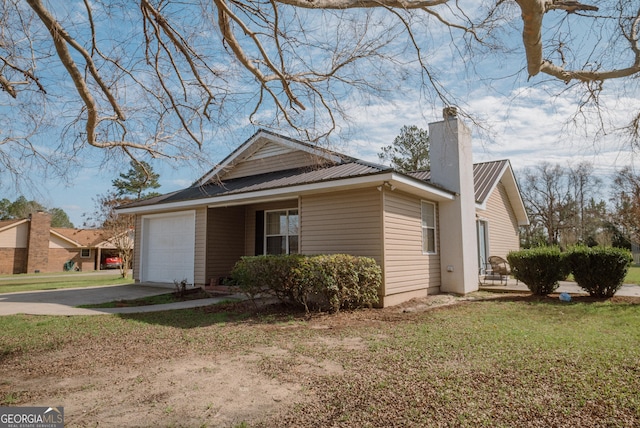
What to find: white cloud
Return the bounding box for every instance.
[328,83,639,187]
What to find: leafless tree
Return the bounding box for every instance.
[520,163,575,246]
[85,192,134,278]
[568,161,602,243]
[611,167,640,244]
[519,161,606,248]
[1,0,638,182]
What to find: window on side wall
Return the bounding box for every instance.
[265,209,299,255]
[80,248,91,258]
[421,201,436,254]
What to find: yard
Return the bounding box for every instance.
[1,293,639,427]
[0,271,133,294]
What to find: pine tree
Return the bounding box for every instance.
[378,125,430,173]
[112,161,161,201]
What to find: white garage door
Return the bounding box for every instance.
[141,211,196,284]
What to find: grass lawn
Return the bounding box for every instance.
[0,272,134,294]
[0,294,638,427]
[625,265,640,285]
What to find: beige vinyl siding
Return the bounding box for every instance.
[0,223,28,248]
[383,190,440,297]
[49,234,76,249]
[194,207,207,286]
[223,149,327,180]
[299,188,382,262]
[206,206,246,285]
[244,199,300,255]
[133,215,142,282]
[482,181,520,259]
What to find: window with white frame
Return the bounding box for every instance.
[265,209,299,255]
[421,201,436,254]
[80,248,91,258]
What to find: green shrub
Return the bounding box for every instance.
[507,247,568,295]
[229,254,381,312]
[308,254,381,312]
[565,246,632,297]
[228,255,303,304]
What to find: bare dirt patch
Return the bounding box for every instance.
[1,341,307,427]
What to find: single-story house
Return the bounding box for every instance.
[117,110,529,306]
[0,212,124,274]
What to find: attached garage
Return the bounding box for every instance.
[140,211,196,285]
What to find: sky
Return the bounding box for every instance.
[2,1,639,227]
[27,86,638,228]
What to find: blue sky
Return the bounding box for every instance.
[2,2,639,227]
[24,83,637,228]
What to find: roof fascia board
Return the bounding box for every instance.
[197,131,343,186]
[0,219,29,233]
[119,172,455,215]
[502,165,530,226]
[388,173,456,201]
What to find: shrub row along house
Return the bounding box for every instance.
[0,212,123,274]
[117,110,529,307]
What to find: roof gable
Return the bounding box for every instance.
[117,131,525,222]
[410,160,528,226]
[51,228,108,248]
[197,130,345,185]
[0,218,28,233]
[473,160,528,226]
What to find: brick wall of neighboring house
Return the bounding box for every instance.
[26,212,51,273]
[77,250,97,271]
[0,248,27,274]
[48,248,83,272]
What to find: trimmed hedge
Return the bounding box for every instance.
[507,247,568,295]
[565,246,632,297]
[229,254,381,312]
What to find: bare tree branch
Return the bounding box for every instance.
[1,0,639,190]
[516,0,640,83]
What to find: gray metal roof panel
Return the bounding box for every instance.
[473,160,508,203]
[120,157,510,211]
[119,161,387,209]
[407,160,509,203]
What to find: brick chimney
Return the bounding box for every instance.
[428,107,478,294]
[26,211,51,273]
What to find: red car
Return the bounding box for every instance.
[101,256,122,270]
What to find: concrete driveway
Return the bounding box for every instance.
[0,284,239,316]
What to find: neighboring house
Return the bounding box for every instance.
[117,111,529,307]
[0,212,124,274]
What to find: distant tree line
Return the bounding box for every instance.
[0,196,74,228]
[518,162,640,250]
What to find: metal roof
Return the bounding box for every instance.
[408,160,509,204]
[472,160,509,203]
[120,160,390,210]
[117,125,515,213]
[120,159,512,212]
